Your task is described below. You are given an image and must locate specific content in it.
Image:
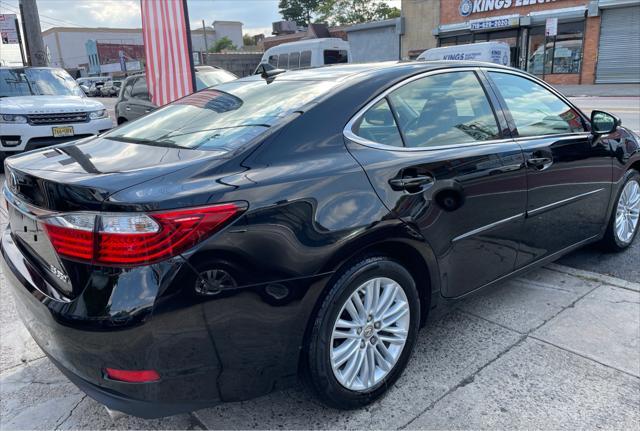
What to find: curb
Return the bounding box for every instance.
[546,263,640,292]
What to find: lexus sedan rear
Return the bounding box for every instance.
[2,62,639,418]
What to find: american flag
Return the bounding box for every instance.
[140,0,195,107]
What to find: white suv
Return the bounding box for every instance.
[0,67,113,157]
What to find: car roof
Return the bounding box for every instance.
[240,60,514,84]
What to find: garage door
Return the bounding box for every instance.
[596,6,640,83]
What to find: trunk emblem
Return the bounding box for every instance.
[49,264,70,283]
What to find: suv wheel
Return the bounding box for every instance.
[305,257,420,409]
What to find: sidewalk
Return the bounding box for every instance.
[555,83,640,97]
[1,255,638,429]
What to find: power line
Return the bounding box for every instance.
[0,0,84,28]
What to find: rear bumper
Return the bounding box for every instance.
[0,229,222,418]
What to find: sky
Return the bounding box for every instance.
[0,0,401,37]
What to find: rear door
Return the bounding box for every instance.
[345,69,527,298]
[485,71,613,266]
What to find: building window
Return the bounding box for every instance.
[528,21,584,75]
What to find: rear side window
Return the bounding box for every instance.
[352,99,403,147]
[300,50,312,68]
[278,53,289,69]
[387,71,500,148]
[489,72,585,137]
[289,52,300,70]
[324,50,348,65]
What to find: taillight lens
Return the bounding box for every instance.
[42,203,245,266]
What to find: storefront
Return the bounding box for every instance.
[423,0,640,85]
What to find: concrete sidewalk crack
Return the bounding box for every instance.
[189,411,209,430]
[54,394,87,430]
[529,336,640,380]
[398,335,527,430]
[399,278,605,429]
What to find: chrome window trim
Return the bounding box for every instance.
[343,67,509,152]
[343,65,592,152]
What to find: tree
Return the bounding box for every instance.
[209,37,237,53]
[278,0,321,26]
[318,0,400,26]
[243,34,255,46]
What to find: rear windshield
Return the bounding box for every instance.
[104,78,337,151]
[195,69,237,90]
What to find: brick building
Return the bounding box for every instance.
[402,0,639,84]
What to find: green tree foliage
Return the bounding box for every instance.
[278,0,321,26]
[318,0,400,26]
[209,36,237,53]
[243,33,256,46]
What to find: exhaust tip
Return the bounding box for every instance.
[104,406,127,421]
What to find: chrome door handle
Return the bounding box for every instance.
[389,175,435,191]
[526,157,553,170]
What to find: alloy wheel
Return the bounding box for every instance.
[615,180,640,244]
[330,277,410,391]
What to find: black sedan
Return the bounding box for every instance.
[2,62,639,418]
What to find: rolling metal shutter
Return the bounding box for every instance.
[596,6,640,83]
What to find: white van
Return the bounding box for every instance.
[256,38,351,73]
[417,42,510,66]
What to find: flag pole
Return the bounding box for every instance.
[181,0,197,93]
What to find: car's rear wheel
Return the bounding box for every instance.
[602,169,640,251]
[305,256,420,409]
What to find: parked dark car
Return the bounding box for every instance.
[114,66,237,124]
[2,62,639,419]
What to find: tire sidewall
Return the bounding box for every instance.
[609,170,640,249]
[307,257,420,408]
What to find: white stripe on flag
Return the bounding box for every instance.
[140,0,194,107]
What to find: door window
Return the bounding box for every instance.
[489,72,585,137]
[277,53,289,69]
[300,50,312,68]
[131,77,150,101]
[387,71,500,148]
[122,78,134,99]
[324,50,348,65]
[289,52,300,70]
[352,99,403,147]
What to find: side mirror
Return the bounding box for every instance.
[591,110,620,135]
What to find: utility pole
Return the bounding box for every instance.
[18,0,47,66]
[202,19,208,51]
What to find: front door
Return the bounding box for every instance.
[346,70,527,298]
[486,71,613,266]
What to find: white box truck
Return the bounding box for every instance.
[417,42,510,66]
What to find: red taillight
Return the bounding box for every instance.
[42,203,245,266]
[105,368,160,383]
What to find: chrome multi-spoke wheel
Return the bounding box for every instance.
[330,277,410,391]
[615,180,640,244]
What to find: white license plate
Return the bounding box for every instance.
[52,126,74,138]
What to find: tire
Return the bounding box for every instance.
[305,256,420,409]
[601,169,640,252]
